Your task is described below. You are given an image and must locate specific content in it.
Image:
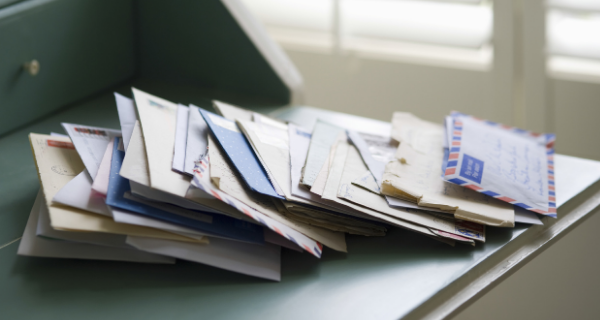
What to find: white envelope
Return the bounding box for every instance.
[91,139,114,195]
[53,169,111,217]
[18,190,174,264]
[61,123,121,180]
[114,92,138,150]
[126,236,281,281]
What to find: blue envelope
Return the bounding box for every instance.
[199,109,284,199]
[106,138,264,244]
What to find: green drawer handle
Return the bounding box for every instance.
[23,60,40,76]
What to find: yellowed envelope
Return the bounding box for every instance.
[29,133,205,243]
[381,112,515,227]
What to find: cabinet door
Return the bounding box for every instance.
[0,0,135,136]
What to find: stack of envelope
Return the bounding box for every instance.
[18,88,556,280]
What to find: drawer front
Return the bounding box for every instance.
[0,0,135,136]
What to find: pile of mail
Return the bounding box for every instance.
[18,88,556,281]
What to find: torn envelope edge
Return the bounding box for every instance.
[191,175,322,258]
[443,112,557,217]
[338,182,485,242]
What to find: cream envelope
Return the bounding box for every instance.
[28,133,205,243]
[132,88,191,197]
[381,112,515,227]
[18,189,175,264]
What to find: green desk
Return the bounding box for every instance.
[2,84,600,319]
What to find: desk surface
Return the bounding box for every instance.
[1,88,600,320]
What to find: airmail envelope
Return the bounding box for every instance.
[443,112,557,217]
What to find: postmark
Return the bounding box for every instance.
[51,165,77,176]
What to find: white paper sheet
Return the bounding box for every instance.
[114,92,138,151]
[61,123,121,180]
[172,104,189,173]
[126,236,281,281]
[18,190,174,264]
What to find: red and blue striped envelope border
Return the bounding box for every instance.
[443,112,557,218]
[191,166,323,258]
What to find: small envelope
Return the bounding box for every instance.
[443,112,556,217]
